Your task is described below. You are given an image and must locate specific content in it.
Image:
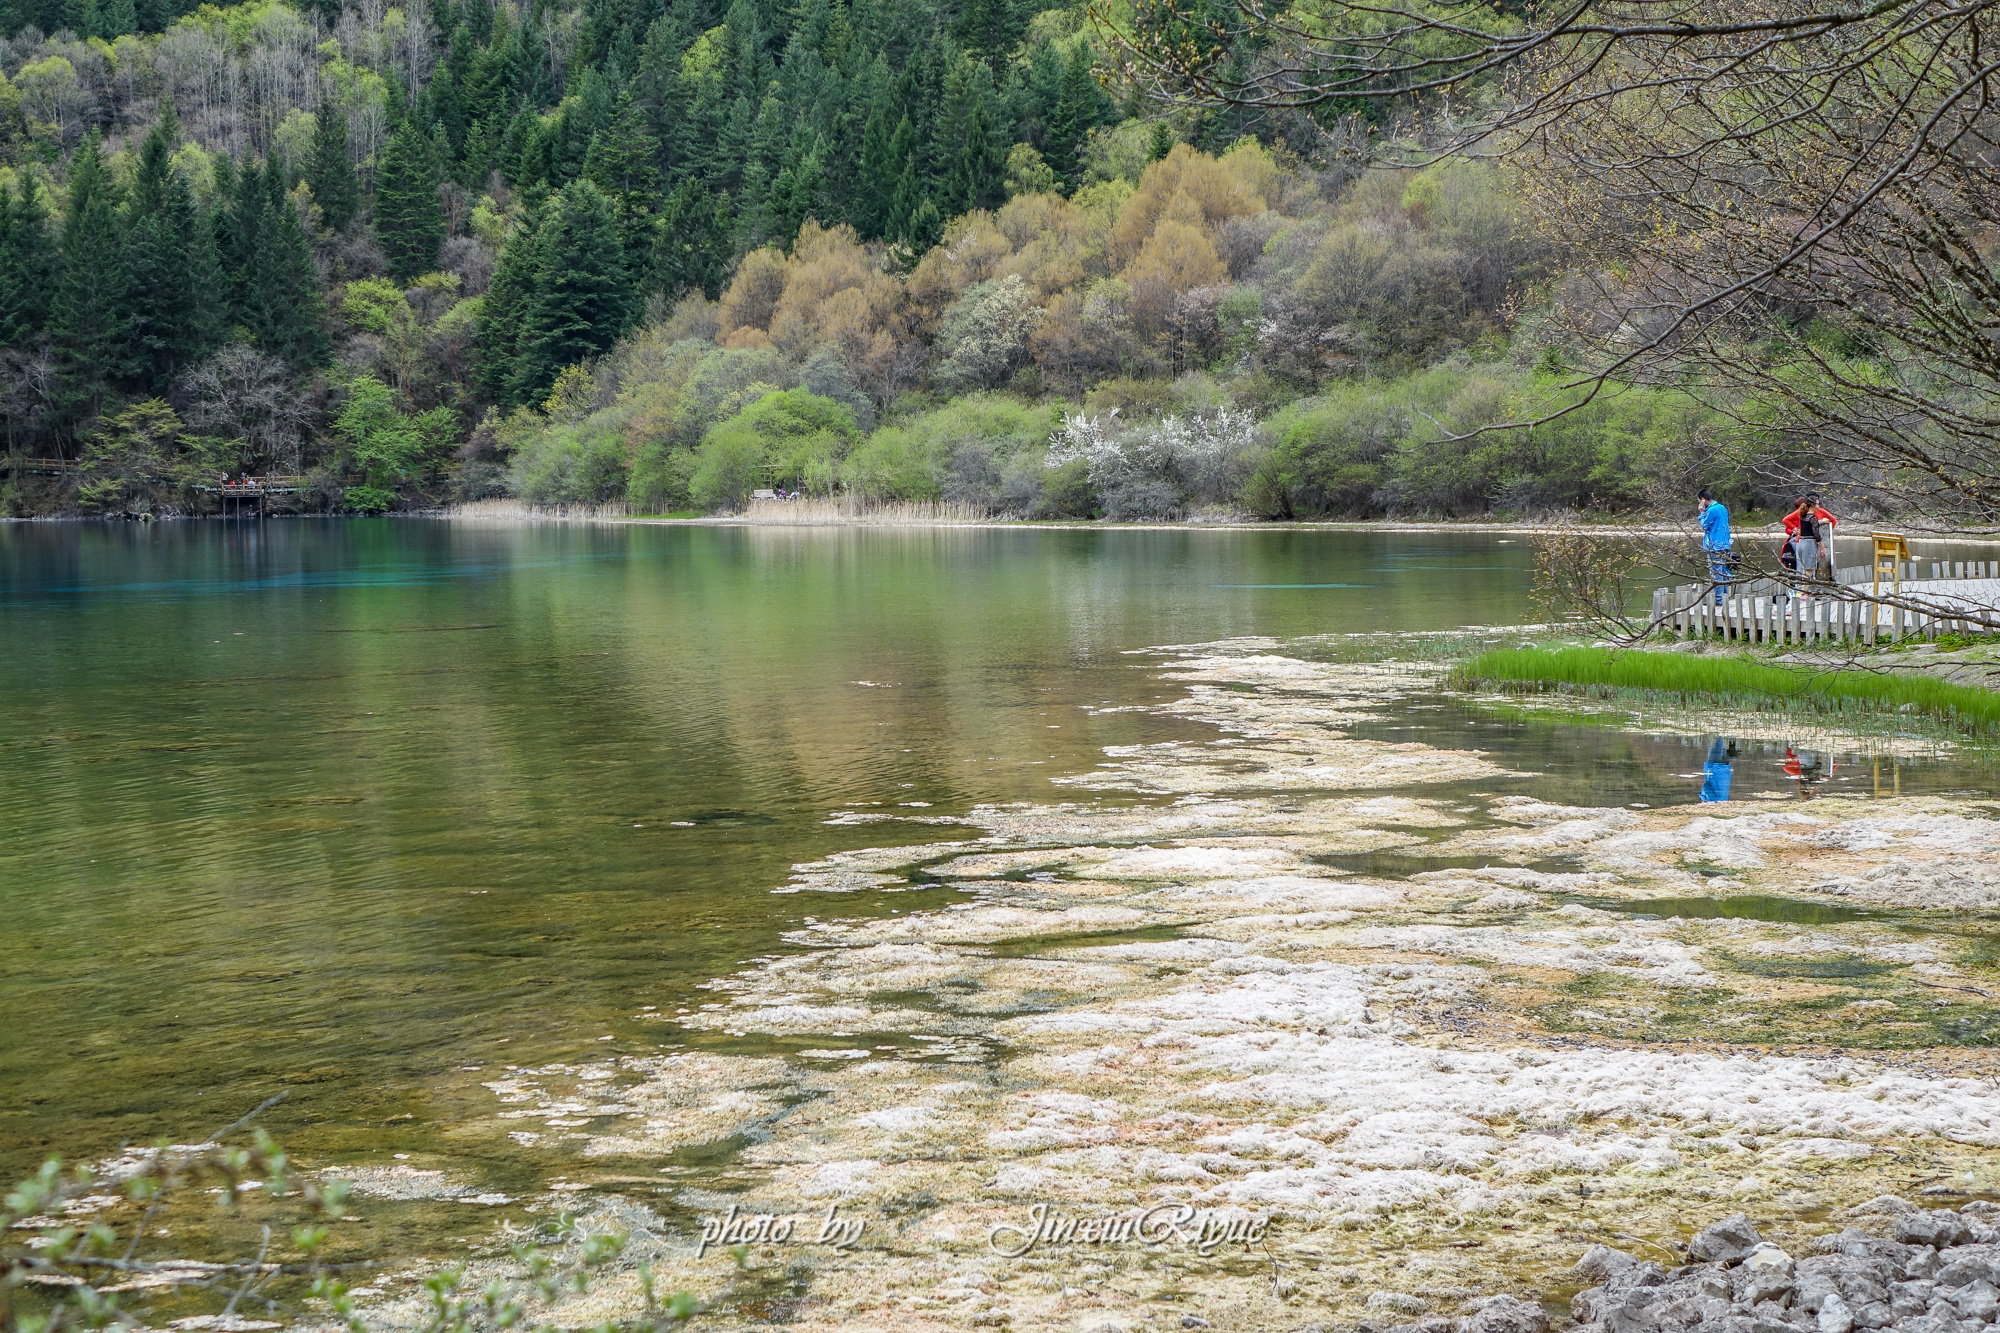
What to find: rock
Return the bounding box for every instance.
[1742,1245,1796,1305]
[1698,1272,1733,1301]
[1939,1256,2000,1291]
[1896,1282,1941,1317]
[1694,1216,1770,1266]
[1603,1300,1660,1333]
[1848,1197,1919,1219]
[1796,1271,1841,1313]
[1465,1296,1548,1333]
[1911,1251,1948,1280]
[1744,1271,1795,1307]
[1952,1279,2000,1321]
[1180,1320,1210,1330]
[1747,1245,1798,1277]
[1902,1213,1979,1250]
[1578,1246,1667,1292]
[1818,1293,1854,1333]
[1851,1302,1894,1330]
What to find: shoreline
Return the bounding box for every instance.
[10,507,2000,543]
[322,640,2000,1331]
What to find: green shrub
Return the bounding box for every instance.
[689,424,767,510]
[508,423,629,505]
[629,444,698,512]
[844,394,1058,507]
[689,389,860,509]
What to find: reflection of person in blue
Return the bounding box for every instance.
[1700,738,1734,803]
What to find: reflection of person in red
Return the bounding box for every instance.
[1784,747,1834,797]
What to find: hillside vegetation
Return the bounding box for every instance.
[0,0,1744,519]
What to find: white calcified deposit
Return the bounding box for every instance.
[399,645,2000,1333]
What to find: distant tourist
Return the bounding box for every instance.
[1698,487,1733,605]
[1785,494,1838,583]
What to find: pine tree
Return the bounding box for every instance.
[584,95,663,286]
[771,132,826,245]
[51,136,129,421]
[885,113,920,240]
[247,185,329,368]
[509,180,632,407]
[1045,43,1096,190]
[475,200,542,405]
[855,61,900,238]
[223,157,265,323]
[123,114,216,393]
[952,0,1016,65]
[374,118,445,282]
[0,181,56,348]
[935,54,1003,216]
[654,181,733,300]
[176,174,226,362]
[307,99,359,233]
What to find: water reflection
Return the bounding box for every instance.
[1785,746,1834,798]
[1700,739,1734,802]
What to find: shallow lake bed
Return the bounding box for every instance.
[9,521,2000,1332]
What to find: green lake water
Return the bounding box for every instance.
[0,520,1536,1179]
[1,519,1993,1191]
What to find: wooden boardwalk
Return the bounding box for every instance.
[1655,561,2000,644]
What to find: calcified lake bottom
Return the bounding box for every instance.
[342,641,2000,1333]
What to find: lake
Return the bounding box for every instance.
[0,519,1987,1188]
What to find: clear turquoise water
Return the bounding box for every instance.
[0,520,1541,1176]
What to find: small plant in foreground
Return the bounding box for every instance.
[2,1099,698,1333]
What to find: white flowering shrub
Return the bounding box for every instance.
[1046,405,1262,518]
[935,276,1046,393]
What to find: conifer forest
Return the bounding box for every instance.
[0,0,1853,520]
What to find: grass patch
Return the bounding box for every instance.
[1451,646,2000,735]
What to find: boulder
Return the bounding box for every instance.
[1950,1280,2000,1322]
[1695,1216,1770,1266]
[1900,1213,1978,1250]
[1938,1256,2000,1292]
[1465,1296,1549,1333]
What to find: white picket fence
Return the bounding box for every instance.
[1654,560,2000,644]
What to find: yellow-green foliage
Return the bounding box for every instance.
[843,395,1060,501]
[689,389,859,509]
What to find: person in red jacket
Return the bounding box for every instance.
[1783,494,1838,583]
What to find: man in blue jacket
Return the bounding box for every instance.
[1698,486,1732,605]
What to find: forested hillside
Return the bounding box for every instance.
[0,0,1733,520]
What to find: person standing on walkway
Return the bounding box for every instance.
[1783,496,1821,600]
[1784,493,1838,583]
[1698,487,1733,605]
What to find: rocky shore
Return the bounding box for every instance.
[1566,1204,2000,1333]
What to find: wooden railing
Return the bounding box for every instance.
[1653,563,2000,644]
